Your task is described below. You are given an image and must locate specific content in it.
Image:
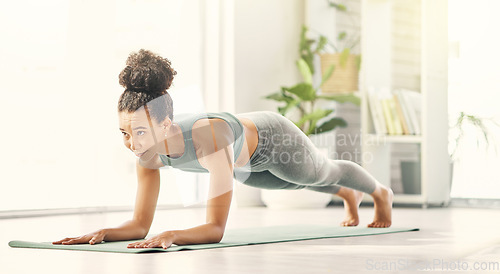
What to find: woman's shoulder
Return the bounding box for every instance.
[191,117,234,155]
[176,111,237,145]
[178,112,231,134]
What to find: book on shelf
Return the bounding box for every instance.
[367,87,422,136]
[393,94,410,135]
[399,89,421,135]
[394,89,414,134]
[381,98,396,135]
[388,96,404,135]
[367,87,387,135]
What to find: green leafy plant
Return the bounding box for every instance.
[263,25,360,136]
[325,0,361,70]
[450,112,500,161]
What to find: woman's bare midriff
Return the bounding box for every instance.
[234,117,259,168]
[192,116,259,170]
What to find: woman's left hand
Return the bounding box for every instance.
[127,231,176,249]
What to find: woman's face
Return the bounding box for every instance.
[118,108,169,157]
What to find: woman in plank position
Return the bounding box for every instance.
[53,49,393,249]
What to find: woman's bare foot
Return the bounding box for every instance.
[368,185,394,228]
[335,187,364,226]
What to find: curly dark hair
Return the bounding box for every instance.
[117,49,177,123]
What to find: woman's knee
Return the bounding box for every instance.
[312,159,353,186]
[335,159,361,173]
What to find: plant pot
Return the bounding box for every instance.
[234,182,264,207]
[320,53,359,93]
[261,189,332,209]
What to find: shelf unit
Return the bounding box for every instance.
[359,0,450,207]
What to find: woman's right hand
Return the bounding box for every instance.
[52,229,107,245]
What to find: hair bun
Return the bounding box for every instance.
[119,49,177,95]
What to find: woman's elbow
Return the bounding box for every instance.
[211,226,225,243]
[211,234,223,243]
[214,233,224,243]
[134,222,151,239]
[136,227,149,239]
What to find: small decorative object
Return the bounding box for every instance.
[400,161,421,195]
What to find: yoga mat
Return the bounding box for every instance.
[9,225,419,254]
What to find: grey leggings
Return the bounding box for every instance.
[234,111,377,194]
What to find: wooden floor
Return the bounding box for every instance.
[2,205,500,274]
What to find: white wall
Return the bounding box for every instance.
[448,0,500,199]
[232,0,304,205]
[0,0,204,211]
[234,0,305,114]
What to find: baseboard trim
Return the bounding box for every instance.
[0,204,189,219]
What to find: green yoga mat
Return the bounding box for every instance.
[9,225,419,254]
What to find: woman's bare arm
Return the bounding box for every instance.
[105,159,161,240]
[127,119,235,248]
[171,119,234,243]
[169,145,234,245]
[54,158,162,245]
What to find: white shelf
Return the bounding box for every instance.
[392,194,425,205]
[365,134,423,144]
[360,0,450,206]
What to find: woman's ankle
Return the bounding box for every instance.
[370,184,389,201]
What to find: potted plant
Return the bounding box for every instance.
[448,111,500,194]
[398,112,500,196]
[399,111,500,196]
[259,25,360,209]
[319,0,362,94]
[264,25,360,136]
[449,112,499,162]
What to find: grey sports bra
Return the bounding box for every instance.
[159,112,245,173]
